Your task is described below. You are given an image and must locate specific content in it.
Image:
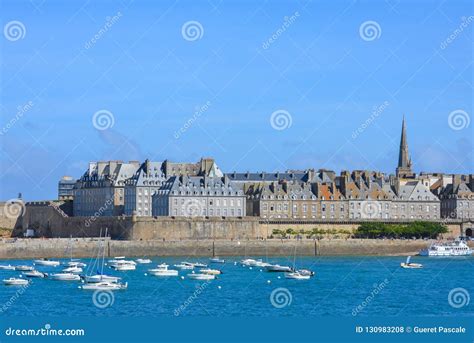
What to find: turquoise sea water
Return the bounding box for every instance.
[0,256,472,317]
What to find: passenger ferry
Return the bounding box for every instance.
[419,240,473,257]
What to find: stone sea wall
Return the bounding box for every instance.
[0,238,452,259]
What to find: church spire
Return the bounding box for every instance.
[396,116,414,178]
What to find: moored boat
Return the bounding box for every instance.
[84,274,121,283]
[285,272,311,280]
[0,264,15,270]
[34,259,60,267]
[80,281,127,290]
[419,240,473,257]
[209,257,225,264]
[23,270,47,278]
[265,264,293,272]
[15,265,34,272]
[136,258,152,264]
[199,268,222,275]
[174,263,194,270]
[148,264,178,277]
[62,266,83,274]
[187,273,215,280]
[49,273,81,281]
[3,278,29,286]
[66,261,86,268]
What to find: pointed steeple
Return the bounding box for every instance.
[396,116,414,178]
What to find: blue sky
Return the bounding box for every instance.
[0,0,472,201]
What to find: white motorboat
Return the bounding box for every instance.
[49,273,81,281]
[23,270,47,278]
[240,258,258,266]
[3,278,29,286]
[136,258,152,264]
[285,272,311,280]
[297,269,315,277]
[265,264,293,272]
[15,265,34,272]
[62,266,83,274]
[174,263,194,270]
[254,261,272,268]
[209,257,225,264]
[148,265,178,277]
[109,259,137,268]
[419,240,473,256]
[66,261,86,268]
[191,262,207,268]
[400,256,423,269]
[187,273,215,280]
[34,259,60,267]
[80,281,127,290]
[112,263,136,271]
[0,264,15,270]
[84,274,121,283]
[199,268,222,275]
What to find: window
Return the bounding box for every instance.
[303,204,307,213]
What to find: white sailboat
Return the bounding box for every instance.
[209,257,225,264]
[174,263,194,270]
[400,256,423,269]
[84,228,121,283]
[136,258,152,264]
[285,271,311,280]
[199,268,222,275]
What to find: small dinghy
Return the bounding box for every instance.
[23,270,47,278]
[0,264,15,270]
[285,271,311,280]
[34,259,60,267]
[15,265,34,272]
[80,281,127,290]
[3,278,29,286]
[187,273,215,280]
[136,258,152,264]
[49,273,81,281]
[400,256,423,269]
